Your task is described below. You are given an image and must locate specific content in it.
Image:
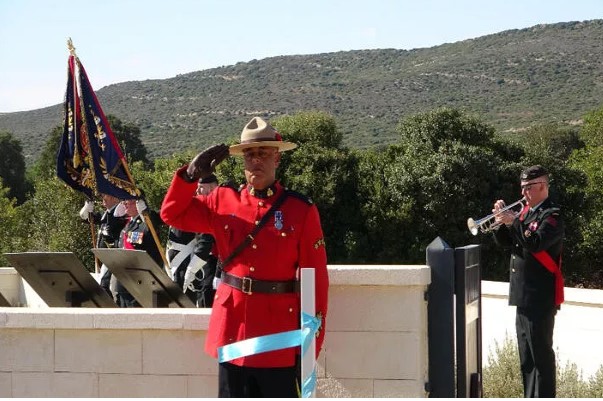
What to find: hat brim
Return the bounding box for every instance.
[229,141,297,155]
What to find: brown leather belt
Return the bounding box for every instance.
[221,271,298,295]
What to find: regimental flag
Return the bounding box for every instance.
[56,55,95,198]
[76,58,139,200]
[57,50,140,200]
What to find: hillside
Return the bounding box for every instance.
[2,19,603,163]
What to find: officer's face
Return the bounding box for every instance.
[243,146,280,190]
[521,178,548,206]
[122,199,138,217]
[101,194,120,209]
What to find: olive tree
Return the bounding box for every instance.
[567,107,603,286]
[357,108,522,278]
[0,131,30,204]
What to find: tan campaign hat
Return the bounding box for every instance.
[229,117,297,155]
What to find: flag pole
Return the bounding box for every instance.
[68,38,169,276]
[67,38,100,275]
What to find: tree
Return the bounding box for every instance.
[0,131,30,204]
[356,108,523,277]
[19,177,94,270]
[32,115,151,182]
[272,112,362,263]
[30,125,62,180]
[567,106,603,286]
[0,181,20,266]
[106,115,150,168]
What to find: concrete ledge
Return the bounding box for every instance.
[0,307,212,329]
[328,265,430,286]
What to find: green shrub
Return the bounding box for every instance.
[483,336,523,397]
[483,334,603,398]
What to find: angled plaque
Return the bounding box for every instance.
[0,291,10,307]
[3,252,117,307]
[92,248,196,308]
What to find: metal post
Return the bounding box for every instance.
[426,237,455,397]
[455,244,482,398]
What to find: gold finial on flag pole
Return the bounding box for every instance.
[67,37,77,56]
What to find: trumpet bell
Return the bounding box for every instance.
[467,218,480,236]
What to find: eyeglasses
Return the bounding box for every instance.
[521,181,547,191]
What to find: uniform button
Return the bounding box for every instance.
[250,267,255,272]
[255,220,260,225]
[512,268,516,272]
[224,224,229,230]
[215,294,219,299]
[289,308,293,312]
[281,232,287,237]
[258,201,264,207]
[252,244,257,249]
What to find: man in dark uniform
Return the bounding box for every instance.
[166,227,218,307]
[115,196,165,307]
[166,174,219,307]
[492,165,564,398]
[79,193,128,297]
[161,117,329,397]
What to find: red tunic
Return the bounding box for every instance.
[161,167,329,368]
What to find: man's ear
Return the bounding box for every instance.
[274,152,282,167]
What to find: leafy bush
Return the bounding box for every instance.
[483,334,603,398]
[483,336,523,397]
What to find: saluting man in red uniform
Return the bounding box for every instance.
[161,116,329,397]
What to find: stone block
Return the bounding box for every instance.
[55,329,142,374]
[0,372,11,397]
[187,375,219,397]
[325,331,421,379]
[12,372,98,397]
[99,374,187,397]
[328,285,425,331]
[142,330,216,375]
[0,328,53,371]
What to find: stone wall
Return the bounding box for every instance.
[0,265,431,398]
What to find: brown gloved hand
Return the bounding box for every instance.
[185,144,230,182]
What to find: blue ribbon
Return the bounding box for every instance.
[218,312,321,397]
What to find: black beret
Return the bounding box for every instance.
[520,165,549,181]
[198,174,218,184]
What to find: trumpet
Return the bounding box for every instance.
[467,198,526,236]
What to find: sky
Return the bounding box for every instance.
[0,0,602,113]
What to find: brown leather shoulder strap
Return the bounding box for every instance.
[218,190,289,271]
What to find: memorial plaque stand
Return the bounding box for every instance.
[4,252,117,308]
[0,291,11,307]
[92,248,196,308]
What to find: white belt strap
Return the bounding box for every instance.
[167,238,197,277]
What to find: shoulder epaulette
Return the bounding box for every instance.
[542,207,561,216]
[284,188,313,205]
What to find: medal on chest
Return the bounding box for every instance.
[524,221,539,237]
[127,231,144,244]
[274,210,283,230]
